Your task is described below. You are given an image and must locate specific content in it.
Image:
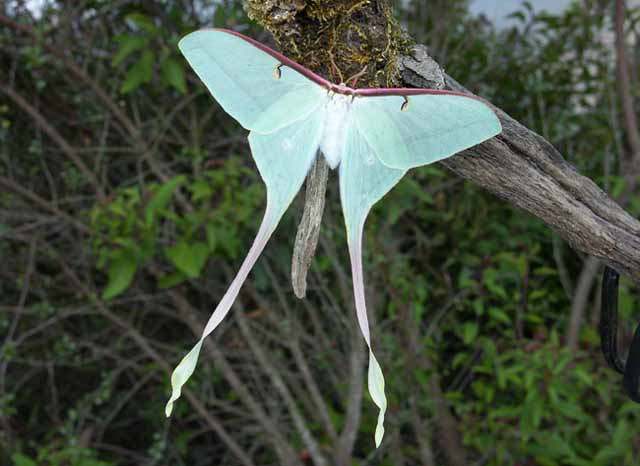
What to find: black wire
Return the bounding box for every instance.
[600,267,625,374]
[623,324,640,402]
[599,266,640,402]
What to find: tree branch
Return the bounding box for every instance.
[436,72,640,283]
[0,14,195,212]
[566,256,601,350]
[0,14,140,142]
[244,0,640,284]
[291,157,329,298]
[402,38,640,283]
[0,175,91,233]
[1,85,105,200]
[615,0,640,188]
[50,253,256,466]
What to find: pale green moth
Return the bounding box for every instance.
[165,28,502,447]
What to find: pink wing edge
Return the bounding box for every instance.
[214,28,482,100]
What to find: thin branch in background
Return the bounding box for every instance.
[1,85,105,200]
[233,298,329,466]
[248,261,340,443]
[53,255,257,466]
[0,237,37,443]
[0,176,90,233]
[566,256,601,351]
[3,2,640,465]
[162,283,303,466]
[0,14,140,141]
[615,0,640,189]
[552,234,575,296]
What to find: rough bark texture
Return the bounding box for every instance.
[438,72,640,283]
[243,0,640,284]
[291,157,329,298]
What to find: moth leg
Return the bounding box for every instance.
[401,96,410,112]
[345,65,368,87]
[273,63,283,80]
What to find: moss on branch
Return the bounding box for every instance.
[243,0,411,87]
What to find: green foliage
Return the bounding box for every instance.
[160,57,187,94]
[12,448,114,466]
[458,334,639,465]
[91,159,263,298]
[120,49,154,94]
[113,12,187,93]
[379,1,640,464]
[12,453,37,466]
[112,35,148,67]
[2,1,640,465]
[144,175,186,226]
[101,251,137,299]
[375,165,640,464]
[165,240,210,278]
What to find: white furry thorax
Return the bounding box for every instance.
[319,92,353,169]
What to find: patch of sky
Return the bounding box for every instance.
[469,0,571,28]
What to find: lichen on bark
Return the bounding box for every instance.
[243,0,410,87]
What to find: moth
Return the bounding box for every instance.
[164,28,502,447]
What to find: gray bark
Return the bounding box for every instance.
[291,157,329,298]
[294,44,640,286]
[398,47,640,283]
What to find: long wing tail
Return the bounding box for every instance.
[165,206,280,416]
[347,223,388,447]
[339,122,405,446]
[166,112,324,416]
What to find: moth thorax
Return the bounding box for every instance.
[320,94,352,169]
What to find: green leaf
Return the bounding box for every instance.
[11,453,37,466]
[612,419,631,448]
[157,271,187,289]
[452,352,467,368]
[593,446,624,466]
[610,176,626,199]
[121,50,154,94]
[213,4,229,28]
[533,266,557,277]
[102,254,137,300]
[414,369,430,388]
[528,289,548,300]
[206,223,217,251]
[112,35,147,67]
[462,322,478,344]
[553,400,587,422]
[125,13,157,34]
[488,307,511,324]
[165,241,210,278]
[573,366,593,386]
[161,57,187,93]
[538,434,575,460]
[552,352,572,374]
[145,175,186,226]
